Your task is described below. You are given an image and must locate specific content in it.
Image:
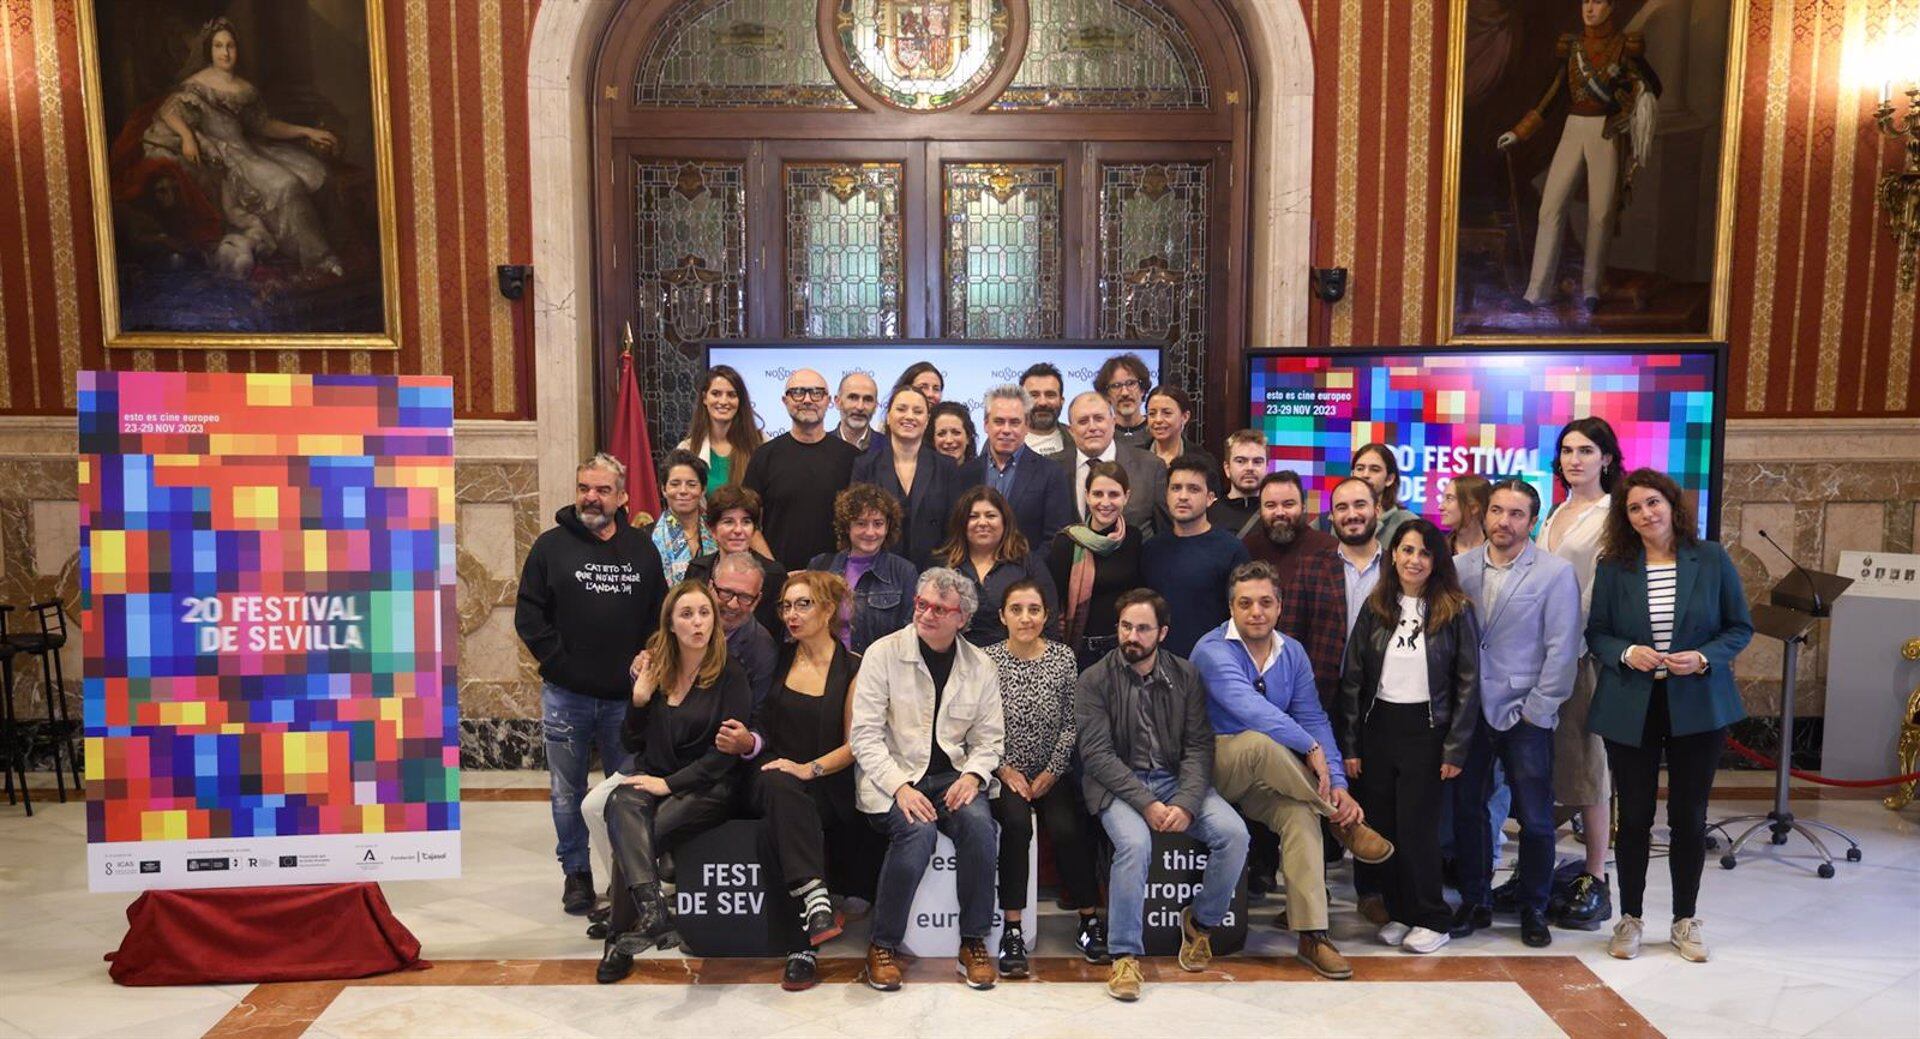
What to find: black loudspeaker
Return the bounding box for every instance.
[1311,267,1348,303]
[496,264,532,300]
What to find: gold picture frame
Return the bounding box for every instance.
[1436,0,1749,343]
[76,0,402,350]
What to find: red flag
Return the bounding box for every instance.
[610,347,661,521]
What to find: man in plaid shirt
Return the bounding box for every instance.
[1239,471,1349,711]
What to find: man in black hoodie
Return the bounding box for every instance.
[516,453,668,916]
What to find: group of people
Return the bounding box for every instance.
[514,355,1753,999]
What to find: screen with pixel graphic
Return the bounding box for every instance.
[80,372,460,891]
[1244,348,1724,539]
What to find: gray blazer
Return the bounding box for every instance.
[1456,541,1583,732]
[1057,442,1168,536]
[1073,649,1215,817]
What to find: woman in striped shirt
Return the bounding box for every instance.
[1585,469,1753,965]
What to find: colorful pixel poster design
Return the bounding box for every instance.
[80,372,460,891]
[1247,350,1721,538]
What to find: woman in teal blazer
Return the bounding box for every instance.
[1586,469,1752,965]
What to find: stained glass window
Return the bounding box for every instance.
[1099,162,1208,412]
[635,0,856,108]
[832,0,1012,110]
[943,163,1064,339]
[997,0,1207,110]
[632,160,748,446]
[785,163,906,338]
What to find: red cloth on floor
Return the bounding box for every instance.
[105,883,425,986]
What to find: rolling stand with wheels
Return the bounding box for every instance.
[1709,565,1862,877]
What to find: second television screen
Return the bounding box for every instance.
[1245,347,1724,539]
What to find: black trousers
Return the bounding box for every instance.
[733,767,874,952]
[605,781,734,937]
[1605,681,1725,921]
[1352,702,1450,933]
[991,781,1103,913]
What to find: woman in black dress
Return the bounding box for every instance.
[598,580,751,983]
[735,571,869,991]
[1047,460,1145,669]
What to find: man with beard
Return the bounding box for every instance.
[1241,471,1345,708]
[830,372,880,453]
[1097,353,1155,450]
[1208,430,1270,535]
[1020,363,1069,461]
[744,369,861,570]
[1075,590,1248,1001]
[515,453,669,916]
[1329,477,1386,639]
[1451,480,1582,947]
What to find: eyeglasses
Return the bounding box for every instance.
[712,586,760,606]
[913,596,963,619]
[784,386,829,401]
[776,597,816,615]
[1106,378,1143,392]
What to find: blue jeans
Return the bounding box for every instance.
[868,770,998,950]
[1454,718,1556,913]
[1440,761,1511,862]
[1100,771,1249,958]
[543,682,632,876]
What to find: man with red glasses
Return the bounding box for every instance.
[849,568,1006,993]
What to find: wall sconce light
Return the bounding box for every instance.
[1870,26,1919,292]
[1874,87,1920,292]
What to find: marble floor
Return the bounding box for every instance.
[2,773,1916,1039]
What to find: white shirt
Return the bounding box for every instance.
[1025,428,1064,456]
[1074,440,1119,519]
[1377,595,1430,704]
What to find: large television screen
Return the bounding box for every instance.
[1245,346,1725,539]
[706,341,1162,440]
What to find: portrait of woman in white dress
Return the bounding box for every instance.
[86,2,397,343]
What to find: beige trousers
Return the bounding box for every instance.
[1212,730,1336,932]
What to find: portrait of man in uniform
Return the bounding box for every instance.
[1441,0,1742,339]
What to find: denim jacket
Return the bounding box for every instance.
[810,549,919,654]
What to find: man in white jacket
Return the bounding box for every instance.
[850,568,1006,992]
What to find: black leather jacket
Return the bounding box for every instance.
[1336,600,1483,768]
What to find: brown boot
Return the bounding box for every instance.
[865,942,903,991]
[1296,931,1353,979]
[1333,819,1394,864]
[1106,955,1144,1001]
[1176,906,1214,972]
[957,937,997,989]
[1357,893,1390,926]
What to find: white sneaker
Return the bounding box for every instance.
[1402,927,1450,954]
[1377,921,1411,947]
[1670,917,1710,962]
[1609,915,1643,960]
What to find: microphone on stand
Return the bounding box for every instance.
[1756,528,1823,615]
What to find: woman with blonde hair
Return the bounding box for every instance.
[598,580,751,983]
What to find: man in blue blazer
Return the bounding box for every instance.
[960,384,1076,555]
[1452,480,1582,947]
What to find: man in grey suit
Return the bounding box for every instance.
[1451,479,1582,948]
[1058,391,1167,537]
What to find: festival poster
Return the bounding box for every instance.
[80,372,460,891]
